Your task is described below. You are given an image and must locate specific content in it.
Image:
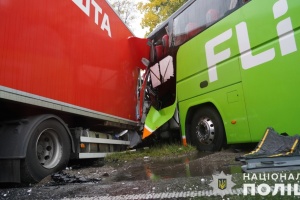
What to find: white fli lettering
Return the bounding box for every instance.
[236,22,275,70]
[278,20,298,56]
[205,29,232,82]
[203,0,298,83]
[273,0,288,19]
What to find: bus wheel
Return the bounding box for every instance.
[21,119,71,183]
[191,107,225,151]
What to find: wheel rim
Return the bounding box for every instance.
[195,117,215,145]
[36,128,62,169]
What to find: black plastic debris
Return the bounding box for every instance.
[237,127,300,173]
[102,172,110,177]
[51,171,101,184]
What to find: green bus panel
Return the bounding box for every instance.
[178,83,251,144]
[177,0,300,143]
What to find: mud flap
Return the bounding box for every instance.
[142,99,177,139]
[0,160,20,183]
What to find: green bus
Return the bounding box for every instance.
[141,0,300,151]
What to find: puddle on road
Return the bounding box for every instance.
[113,151,243,182]
[45,150,245,186]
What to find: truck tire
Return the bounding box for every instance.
[191,107,225,151]
[21,119,71,183]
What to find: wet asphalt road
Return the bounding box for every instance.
[2,145,300,200]
[0,147,253,200]
[7,145,300,200]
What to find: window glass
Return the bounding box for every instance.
[150,56,173,88]
[173,0,234,46]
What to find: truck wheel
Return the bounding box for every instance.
[191,107,225,151]
[21,119,71,183]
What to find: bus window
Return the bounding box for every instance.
[225,0,251,15]
[150,56,173,88]
[173,0,205,46]
[146,55,175,110]
[173,0,239,46]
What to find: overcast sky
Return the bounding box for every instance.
[133,20,147,38]
[108,0,148,37]
[132,0,148,38]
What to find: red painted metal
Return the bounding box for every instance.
[0,0,145,121]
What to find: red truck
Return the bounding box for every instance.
[0,0,149,183]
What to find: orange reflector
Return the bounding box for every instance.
[80,143,86,149]
[231,120,237,124]
[142,127,152,139]
[182,137,187,146]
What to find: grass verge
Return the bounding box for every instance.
[105,144,197,162]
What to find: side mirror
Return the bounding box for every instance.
[142,58,150,68]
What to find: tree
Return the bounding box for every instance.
[137,0,188,36]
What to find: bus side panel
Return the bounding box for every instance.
[177,0,300,144]
[0,0,139,121]
[178,83,251,144]
[177,5,251,143]
[239,0,300,141]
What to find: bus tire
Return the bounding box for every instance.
[21,119,71,183]
[191,107,225,151]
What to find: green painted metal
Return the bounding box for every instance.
[176,0,300,143]
[144,99,177,134]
